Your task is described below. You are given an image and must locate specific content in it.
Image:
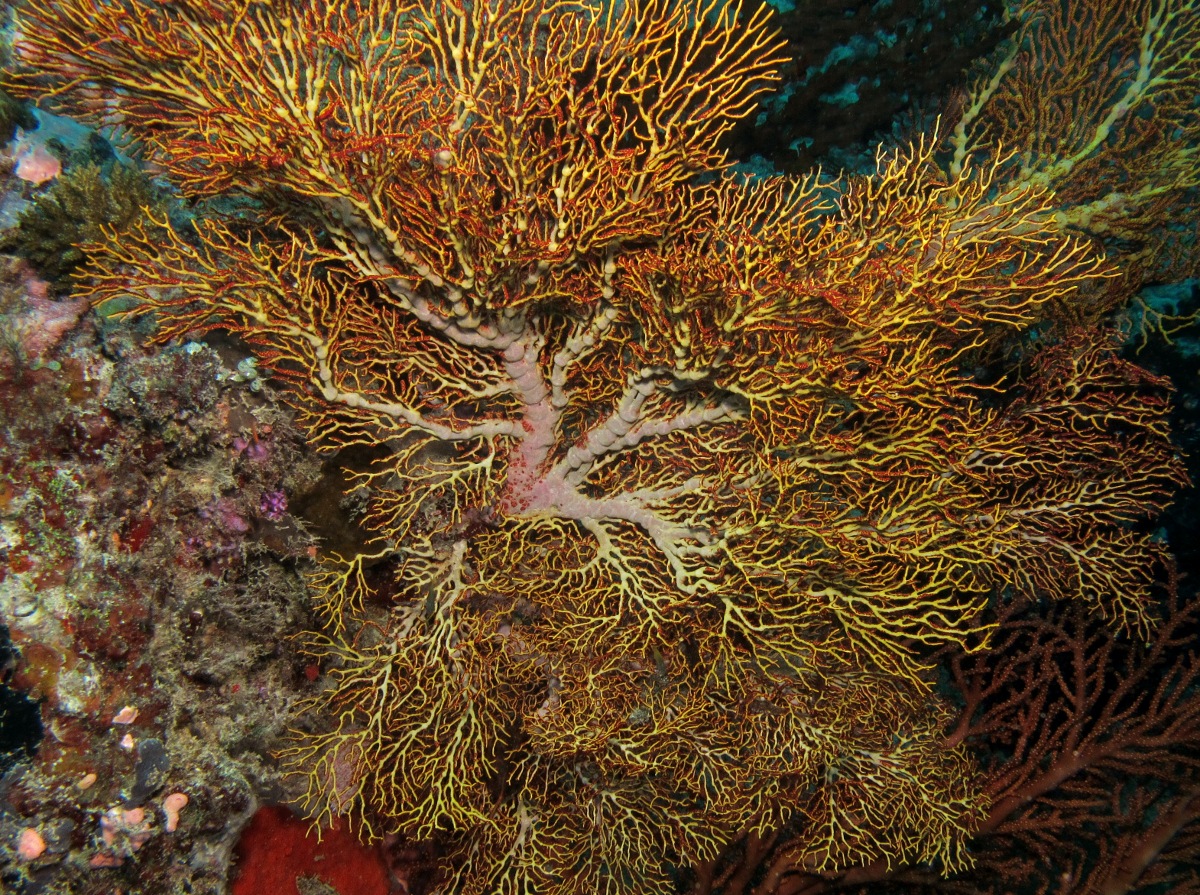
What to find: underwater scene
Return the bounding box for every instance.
[0,0,1198,893]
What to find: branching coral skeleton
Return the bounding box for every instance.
[9,0,1199,892]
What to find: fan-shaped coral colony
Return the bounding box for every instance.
[9,0,1199,891]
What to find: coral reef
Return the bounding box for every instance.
[0,153,327,893]
[1,0,1198,894]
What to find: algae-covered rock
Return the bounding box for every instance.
[0,89,36,147]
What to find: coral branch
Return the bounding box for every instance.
[8,0,1196,892]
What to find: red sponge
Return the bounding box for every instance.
[230,805,390,895]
